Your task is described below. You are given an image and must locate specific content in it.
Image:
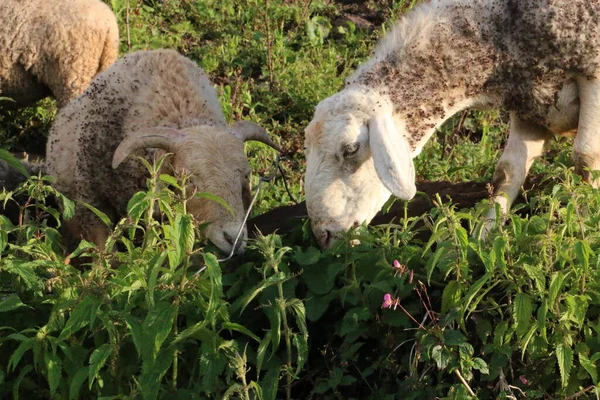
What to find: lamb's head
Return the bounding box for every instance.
[304,87,417,249]
[112,121,280,255]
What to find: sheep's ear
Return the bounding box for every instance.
[368,114,417,200]
[230,121,282,152]
[112,127,187,169]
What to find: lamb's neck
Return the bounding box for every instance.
[352,9,502,153]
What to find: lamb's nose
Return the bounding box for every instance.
[315,227,334,249]
[223,231,235,246]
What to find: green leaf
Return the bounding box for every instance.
[289,298,308,337]
[292,246,321,266]
[139,348,174,400]
[69,366,89,400]
[88,344,112,389]
[579,353,598,383]
[267,306,281,354]
[195,191,234,216]
[58,296,101,341]
[231,273,294,315]
[431,345,450,370]
[79,200,113,227]
[0,294,28,313]
[441,281,462,314]
[142,301,178,360]
[549,272,567,308]
[159,173,181,189]
[574,240,592,272]
[46,351,62,396]
[293,333,309,375]
[8,337,35,371]
[221,322,260,343]
[256,331,271,379]
[260,365,281,400]
[472,357,489,374]
[513,292,532,337]
[126,191,151,223]
[12,364,33,400]
[0,149,30,178]
[563,294,589,327]
[67,240,97,259]
[556,343,573,388]
[522,264,546,293]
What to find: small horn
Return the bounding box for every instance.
[112,127,187,169]
[231,121,282,152]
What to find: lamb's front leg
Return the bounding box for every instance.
[476,114,549,238]
[574,76,600,186]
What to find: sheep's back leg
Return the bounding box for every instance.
[477,115,549,237]
[574,76,600,186]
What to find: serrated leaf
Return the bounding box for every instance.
[230,273,294,315]
[256,331,271,379]
[267,306,281,354]
[0,294,28,313]
[260,365,282,400]
[88,344,112,389]
[293,333,309,375]
[513,292,532,337]
[522,264,546,293]
[159,173,181,189]
[67,240,97,259]
[292,246,321,266]
[221,322,260,343]
[56,193,76,220]
[12,364,33,400]
[69,366,88,400]
[8,337,35,371]
[142,301,177,360]
[579,353,598,383]
[196,191,233,216]
[556,343,573,388]
[431,345,450,370]
[79,200,113,227]
[139,348,173,400]
[126,191,151,223]
[0,150,30,177]
[289,299,308,337]
[549,272,567,308]
[58,296,101,341]
[46,351,62,396]
[441,281,462,314]
[472,357,489,374]
[575,240,592,272]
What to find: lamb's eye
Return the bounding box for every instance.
[342,143,360,158]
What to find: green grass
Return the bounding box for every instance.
[0,1,598,399]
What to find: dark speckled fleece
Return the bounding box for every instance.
[347,0,600,148]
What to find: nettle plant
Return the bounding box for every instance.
[0,157,309,399]
[1,158,600,399]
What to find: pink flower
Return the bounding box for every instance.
[393,260,402,269]
[382,293,393,309]
[519,375,528,385]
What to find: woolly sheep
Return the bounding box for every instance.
[0,0,119,108]
[46,49,280,254]
[303,0,600,248]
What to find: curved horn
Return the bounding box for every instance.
[231,121,282,152]
[112,127,187,169]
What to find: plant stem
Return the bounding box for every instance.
[278,283,293,400]
[454,369,476,397]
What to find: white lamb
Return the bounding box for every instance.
[0,0,119,108]
[304,0,600,248]
[46,49,280,254]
